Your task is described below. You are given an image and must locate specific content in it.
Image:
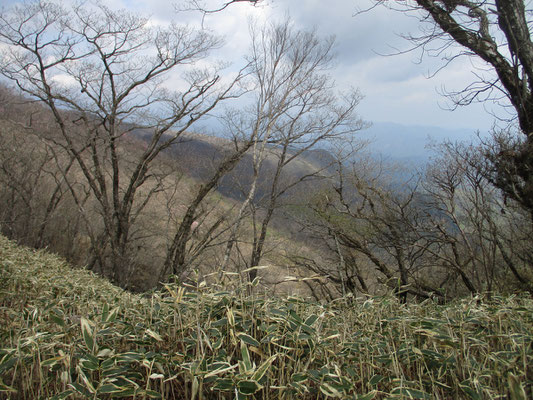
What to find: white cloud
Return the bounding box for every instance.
[50,73,77,87]
[53,0,503,131]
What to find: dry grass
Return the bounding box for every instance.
[0,234,531,399]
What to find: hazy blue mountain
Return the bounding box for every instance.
[359,122,480,165]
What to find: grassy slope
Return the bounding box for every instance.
[0,235,531,399]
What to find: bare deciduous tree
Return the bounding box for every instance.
[311,155,443,301]
[296,139,532,301]
[423,141,533,293]
[372,0,533,219]
[160,136,255,281]
[184,0,262,13]
[0,86,81,253]
[0,1,243,287]
[217,20,364,282]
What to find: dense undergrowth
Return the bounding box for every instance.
[0,234,531,399]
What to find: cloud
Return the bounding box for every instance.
[50,73,77,87]
[59,0,501,131]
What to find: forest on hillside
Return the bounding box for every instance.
[0,0,532,301]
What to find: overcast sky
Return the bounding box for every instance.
[106,0,506,133]
[2,0,506,132]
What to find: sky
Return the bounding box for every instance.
[110,0,504,133]
[1,0,507,134]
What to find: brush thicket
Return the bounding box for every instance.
[0,235,531,399]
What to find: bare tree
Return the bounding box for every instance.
[160,135,255,281]
[184,0,262,14]
[371,0,533,219]
[331,160,443,301]
[216,20,364,282]
[287,143,436,301]
[0,1,243,287]
[294,137,532,301]
[0,86,81,253]
[0,123,53,244]
[423,140,533,293]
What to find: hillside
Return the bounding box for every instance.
[1,81,339,293]
[136,131,337,203]
[0,85,326,292]
[1,235,531,399]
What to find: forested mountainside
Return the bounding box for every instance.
[0,84,320,292]
[1,80,533,298]
[1,0,533,397]
[1,0,532,301]
[135,130,336,203]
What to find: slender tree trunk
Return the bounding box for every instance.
[161,142,254,282]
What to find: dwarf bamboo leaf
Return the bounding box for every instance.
[0,378,17,393]
[109,387,137,398]
[459,381,482,400]
[304,314,319,329]
[240,341,253,372]
[0,358,17,376]
[508,373,527,400]
[80,355,99,371]
[106,307,120,323]
[237,333,260,347]
[391,387,432,399]
[49,390,74,400]
[50,309,65,327]
[356,391,377,400]
[320,382,343,398]
[226,307,235,327]
[144,389,163,398]
[101,303,109,322]
[191,376,199,400]
[76,365,96,393]
[80,317,95,353]
[237,380,263,395]
[291,373,307,383]
[369,374,384,386]
[146,328,163,342]
[205,363,238,378]
[97,383,123,394]
[69,382,92,397]
[41,355,65,367]
[252,355,277,382]
[213,378,234,391]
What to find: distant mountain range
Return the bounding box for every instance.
[132,122,481,202]
[359,122,481,165]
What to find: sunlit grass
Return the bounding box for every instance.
[0,234,531,399]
